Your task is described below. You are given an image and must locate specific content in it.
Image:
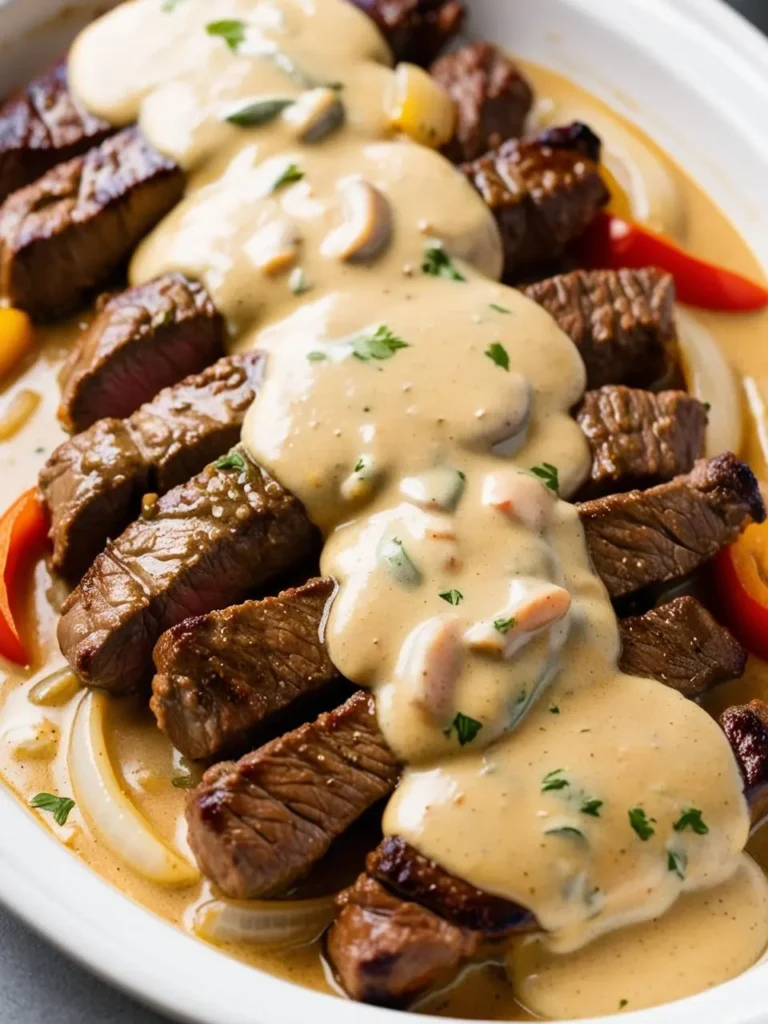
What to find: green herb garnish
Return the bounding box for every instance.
[549,704,560,714]
[628,807,655,841]
[668,849,687,880]
[30,793,75,826]
[444,712,483,747]
[215,450,247,472]
[307,351,327,362]
[531,463,559,493]
[673,808,709,835]
[493,616,516,635]
[354,458,366,473]
[489,303,511,314]
[439,589,463,606]
[545,826,585,841]
[225,96,294,127]
[542,769,569,793]
[272,162,304,191]
[580,798,603,817]
[485,342,509,371]
[422,245,466,282]
[379,537,420,586]
[171,774,196,790]
[619,1001,629,1011]
[352,325,409,362]
[161,0,187,11]
[206,19,247,51]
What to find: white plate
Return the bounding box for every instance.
[1,2,767,1023]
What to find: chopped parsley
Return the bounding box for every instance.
[489,302,511,314]
[493,616,516,635]
[668,849,687,880]
[272,162,304,191]
[444,712,483,747]
[30,792,75,827]
[225,96,294,127]
[619,1001,629,1011]
[628,807,655,841]
[545,826,585,841]
[161,0,187,10]
[215,450,246,472]
[352,325,409,361]
[439,589,464,606]
[580,798,603,817]
[378,537,420,586]
[530,462,559,493]
[422,245,466,282]
[673,808,709,835]
[171,774,196,790]
[457,470,466,481]
[354,458,366,473]
[542,769,569,793]
[307,351,327,362]
[549,704,560,714]
[206,19,247,51]
[485,342,509,371]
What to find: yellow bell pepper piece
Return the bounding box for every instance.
[0,308,35,382]
[388,63,456,150]
[600,163,633,222]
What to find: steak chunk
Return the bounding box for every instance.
[720,700,768,825]
[619,596,746,699]
[431,43,533,163]
[576,386,707,498]
[59,274,224,432]
[57,446,318,693]
[41,352,262,582]
[151,577,340,760]
[524,268,679,390]
[0,60,113,204]
[327,873,480,1006]
[462,129,609,279]
[185,691,402,898]
[0,126,185,319]
[578,454,765,598]
[352,0,465,64]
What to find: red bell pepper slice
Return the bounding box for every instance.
[576,212,768,313]
[0,489,49,666]
[713,519,768,662]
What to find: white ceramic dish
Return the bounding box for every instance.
[1,1,768,1022]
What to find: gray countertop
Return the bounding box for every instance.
[1,0,766,1020]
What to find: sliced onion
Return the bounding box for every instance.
[193,895,335,949]
[675,308,743,458]
[744,377,768,469]
[69,691,199,887]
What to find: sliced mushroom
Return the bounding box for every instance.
[482,470,556,533]
[287,87,345,143]
[397,616,465,724]
[322,178,393,264]
[400,467,465,511]
[465,580,572,659]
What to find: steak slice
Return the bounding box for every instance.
[523,268,679,390]
[576,386,707,498]
[151,577,340,760]
[40,352,262,582]
[351,0,465,65]
[58,274,224,432]
[326,873,481,1006]
[0,126,185,319]
[578,454,765,599]
[618,596,746,699]
[185,691,402,898]
[57,446,318,693]
[461,128,609,279]
[431,43,533,163]
[0,60,113,204]
[721,700,768,826]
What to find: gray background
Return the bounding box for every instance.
[0,0,766,1021]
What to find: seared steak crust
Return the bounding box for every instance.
[619,596,746,699]
[0,60,113,204]
[431,43,533,163]
[578,454,765,598]
[523,268,679,390]
[0,126,184,319]
[41,353,263,581]
[576,386,707,498]
[59,274,224,432]
[720,701,768,827]
[352,0,465,64]
[57,446,318,693]
[185,691,401,898]
[462,134,609,279]
[151,577,340,760]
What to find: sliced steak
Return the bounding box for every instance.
[0,126,185,319]
[40,352,262,582]
[431,43,533,163]
[351,0,465,65]
[523,268,679,390]
[326,873,481,1006]
[0,60,113,204]
[59,274,224,432]
[720,700,768,825]
[151,577,340,760]
[57,445,318,694]
[185,691,402,898]
[619,596,746,699]
[576,386,707,498]
[461,128,609,279]
[578,454,765,599]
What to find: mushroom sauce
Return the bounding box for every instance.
[2,0,768,1018]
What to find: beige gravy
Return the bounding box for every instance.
[0,4,767,1019]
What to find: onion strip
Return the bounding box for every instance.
[193,895,335,949]
[69,691,199,886]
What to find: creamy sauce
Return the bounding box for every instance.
[0,3,766,1018]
